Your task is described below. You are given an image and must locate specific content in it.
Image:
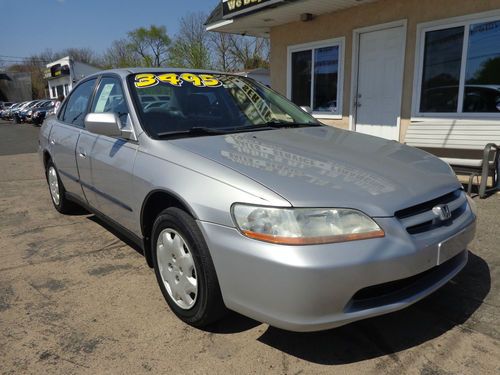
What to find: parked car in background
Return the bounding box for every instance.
[17,100,45,123]
[12,101,34,123]
[3,102,25,120]
[26,100,53,123]
[421,84,500,113]
[32,101,55,126]
[40,68,476,332]
[0,103,15,119]
[0,101,13,110]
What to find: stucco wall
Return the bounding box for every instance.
[270,0,500,138]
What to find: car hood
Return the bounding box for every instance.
[171,126,461,217]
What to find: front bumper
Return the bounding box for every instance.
[199,205,476,332]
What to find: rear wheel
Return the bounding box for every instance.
[46,160,79,214]
[152,207,227,327]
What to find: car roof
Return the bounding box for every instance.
[83,67,236,81]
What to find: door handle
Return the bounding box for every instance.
[50,138,56,145]
[78,151,87,159]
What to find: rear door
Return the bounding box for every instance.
[81,75,138,230]
[49,78,97,200]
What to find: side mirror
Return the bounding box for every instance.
[84,112,122,137]
[300,106,312,114]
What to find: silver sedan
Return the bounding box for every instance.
[39,68,476,332]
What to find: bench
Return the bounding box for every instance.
[404,120,500,198]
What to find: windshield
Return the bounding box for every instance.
[128,72,320,138]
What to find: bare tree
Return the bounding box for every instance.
[168,11,270,72]
[101,39,142,68]
[209,32,239,72]
[60,47,98,65]
[228,35,270,70]
[169,12,212,69]
[7,55,49,99]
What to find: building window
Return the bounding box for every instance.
[288,38,344,118]
[416,13,500,116]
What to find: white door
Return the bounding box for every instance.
[354,26,405,141]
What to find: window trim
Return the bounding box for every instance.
[58,77,99,128]
[88,73,139,142]
[287,37,345,120]
[90,74,129,114]
[412,9,500,120]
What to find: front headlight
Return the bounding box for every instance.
[231,204,384,245]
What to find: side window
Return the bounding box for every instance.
[61,79,97,127]
[91,77,129,124]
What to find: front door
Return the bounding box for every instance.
[85,76,138,231]
[354,25,405,141]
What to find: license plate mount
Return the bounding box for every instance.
[438,225,475,265]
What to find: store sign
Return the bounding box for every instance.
[49,64,70,78]
[222,0,283,18]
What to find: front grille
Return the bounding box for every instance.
[395,189,468,234]
[347,250,466,312]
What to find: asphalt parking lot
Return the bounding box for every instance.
[0,119,499,374]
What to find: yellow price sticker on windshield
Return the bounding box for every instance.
[199,74,222,87]
[134,73,222,88]
[180,73,203,87]
[134,73,158,88]
[158,73,182,86]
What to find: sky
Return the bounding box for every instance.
[0,0,219,64]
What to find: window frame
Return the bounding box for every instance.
[412,9,500,119]
[287,37,345,120]
[57,77,98,128]
[90,74,130,116]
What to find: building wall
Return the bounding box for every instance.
[270,0,500,137]
[0,72,32,102]
[47,76,71,99]
[46,57,101,99]
[72,61,101,82]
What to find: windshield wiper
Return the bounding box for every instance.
[157,127,226,139]
[261,120,321,129]
[221,122,321,133]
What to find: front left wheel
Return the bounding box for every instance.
[151,207,227,327]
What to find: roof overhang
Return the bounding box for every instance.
[222,0,285,19]
[206,0,379,37]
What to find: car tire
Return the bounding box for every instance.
[45,160,79,214]
[151,207,227,327]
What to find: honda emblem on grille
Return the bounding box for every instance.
[432,204,452,221]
